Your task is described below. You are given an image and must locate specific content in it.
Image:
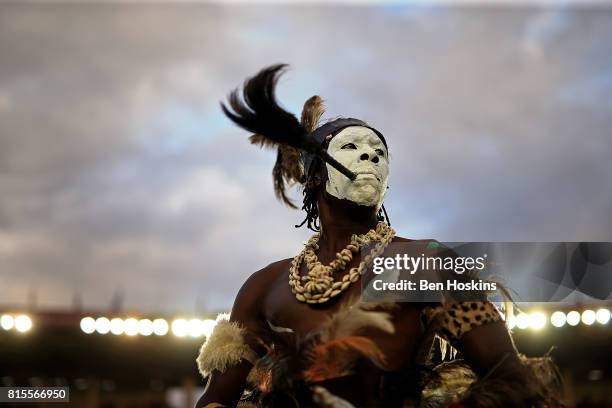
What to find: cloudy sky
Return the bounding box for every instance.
[0,1,610,314]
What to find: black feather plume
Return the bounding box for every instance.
[221,64,357,187]
[221,64,317,153]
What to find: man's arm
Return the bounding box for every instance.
[458,320,521,376]
[196,362,253,408]
[439,306,563,408]
[425,242,562,406]
[454,319,534,407]
[195,263,281,408]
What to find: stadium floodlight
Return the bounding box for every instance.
[188,319,203,338]
[80,317,96,334]
[14,315,32,333]
[566,311,580,326]
[505,315,516,330]
[515,313,530,330]
[171,319,188,337]
[138,319,153,336]
[124,318,139,336]
[201,319,217,338]
[1,314,14,331]
[110,318,124,335]
[581,310,596,326]
[529,312,547,330]
[95,317,111,334]
[153,319,169,336]
[595,308,610,325]
[550,311,566,328]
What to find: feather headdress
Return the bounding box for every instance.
[221,64,360,208]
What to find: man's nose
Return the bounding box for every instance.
[360,152,380,164]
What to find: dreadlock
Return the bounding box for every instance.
[295,186,320,232]
[294,153,324,232]
[294,187,390,232]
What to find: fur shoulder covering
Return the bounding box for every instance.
[196,314,257,378]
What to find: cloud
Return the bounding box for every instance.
[0,3,610,313]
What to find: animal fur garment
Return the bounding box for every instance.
[196,314,257,378]
[421,301,503,344]
[418,353,565,408]
[233,300,565,407]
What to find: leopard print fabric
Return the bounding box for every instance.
[421,301,503,343]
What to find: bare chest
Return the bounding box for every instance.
[262,266,426,371]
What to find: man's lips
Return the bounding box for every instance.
[354,172,381,182]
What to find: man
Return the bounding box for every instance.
[195,65,562,407]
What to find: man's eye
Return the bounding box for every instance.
[341,143,357,150]
[375,149,386,156]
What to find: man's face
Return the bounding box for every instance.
[325,126,389,209]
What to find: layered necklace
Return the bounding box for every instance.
[289,221,395,304]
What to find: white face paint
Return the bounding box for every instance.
[325,126,389,209]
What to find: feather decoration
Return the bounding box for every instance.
[320,302,395,342]
[302,303,394,383]
[221,64,356,208]
[222,63,307,208]
[301,95,326,133]
[250,301,396,402]
[303,336,387,383]
[271,149,297,208]
[221,64,306,148]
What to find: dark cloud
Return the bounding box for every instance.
[0,4,610,313]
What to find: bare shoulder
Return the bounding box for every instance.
[390,236,443,258]
[231,258,292,321]
[392,235,439,245]
[240,258,292,293]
